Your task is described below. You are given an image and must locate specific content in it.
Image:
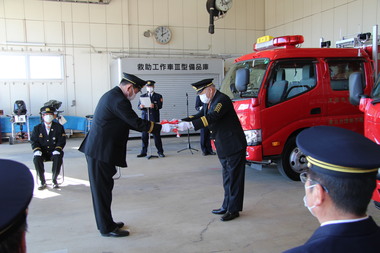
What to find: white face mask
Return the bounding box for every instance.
[147,87,154,93]
[43,114,54,123]
[303,184,317,216]
[127,87,136,101]
[199,93,210,104]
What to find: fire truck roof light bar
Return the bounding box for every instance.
[254,35,304,52]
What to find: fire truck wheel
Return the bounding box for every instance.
[277,136,308,181]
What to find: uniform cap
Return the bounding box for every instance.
[121,73,147,90]
[146,80,155,86]
[40,106,56,114]
[296,126,380,177]
[191,78,214,94]
[0,159,34,240]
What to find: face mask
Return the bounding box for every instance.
[303,184,316,216]
[147,87,154,93]
[199,93,210,104]
[127,87,136,101]
[43,114,54,123]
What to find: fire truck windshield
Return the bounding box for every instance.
[220,58,269,99]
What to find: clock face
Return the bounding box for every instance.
[154,26,172,44]
[215,0,233,12]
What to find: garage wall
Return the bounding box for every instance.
[265,0,380,48]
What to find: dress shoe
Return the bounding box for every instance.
[158,153,165,158]
[137,153,147,158]
[208,151,216,155]
[116,222,124,228]
[220,211,239,221]
[38,184,47,190]
[101,227,129,237]
[53,183,59,189]
[212,208,227,215]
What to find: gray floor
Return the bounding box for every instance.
[1,136,379,253]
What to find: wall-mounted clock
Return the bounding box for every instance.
[215,0,233,12]
[154,26,172,44]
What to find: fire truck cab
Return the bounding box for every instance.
[222,34,376,181]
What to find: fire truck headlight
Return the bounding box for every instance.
[244,130,262,146]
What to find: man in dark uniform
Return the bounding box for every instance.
[284,126,380,253]
[31,106,66,190]
[0,159,34,253]
[180,78,247,221]
[79,73,162,237]
[137,80,165,157]
[195,95,215,156]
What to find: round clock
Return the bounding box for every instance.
[154,26,172,44]
[215,0,233,12]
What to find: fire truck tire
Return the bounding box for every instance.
[277,136,308,181]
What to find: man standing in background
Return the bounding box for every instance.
[137,80,165,158]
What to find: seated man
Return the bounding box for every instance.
[31,106,66,190]
[284,126,380,253]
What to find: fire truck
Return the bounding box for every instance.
[348,26,380,208]
[221,30,378,181]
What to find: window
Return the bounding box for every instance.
[266,60,316,106]
[0,54,63,80]
[327,60,364,91]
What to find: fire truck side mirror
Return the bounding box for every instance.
[349,72,364,105]
[235,68,249,92]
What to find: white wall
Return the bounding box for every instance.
[265,0,380,48]
[1,0,380,116]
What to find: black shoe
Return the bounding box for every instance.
[101,227,130,237]
[137,153,147,158]
[116,222,124,228]
[158,153,165,158]
[209,151,216,155]
[212,208,227,215]
[38,184,47,190]
[220,211,239,221]
[53,184,59,189]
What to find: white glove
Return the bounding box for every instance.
[34,151,42,156]
[177,122,193,131]
[161,124,171,133]
[52,150,60,155]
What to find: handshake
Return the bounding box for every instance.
[160,119,194,133]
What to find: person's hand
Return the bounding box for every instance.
[177,122,193,131]
[161,124,171,133]
[150,103,154,108]
[140,104,145,108]
[52,150,60,155]
[181,117,192,122]
[34,151,42,156]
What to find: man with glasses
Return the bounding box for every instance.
[79,73,162,237]
[284,126,380,253]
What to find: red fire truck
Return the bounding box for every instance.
[349,35,380,208]
[221,32,377,181]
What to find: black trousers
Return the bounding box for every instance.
[141,131,164,154]
[86,156,119,234]
[219,150,246,213]
[200,127,213,154]
[33,152,63,184]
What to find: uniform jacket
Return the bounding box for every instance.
[184,90,246,158]
[79,86,161,167]
[138,92,163,122]
[283,216,380,253]
[31,121,66,154]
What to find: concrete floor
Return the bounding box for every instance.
[1,135,379,253]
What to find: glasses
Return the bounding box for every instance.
[300,172,329,193]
